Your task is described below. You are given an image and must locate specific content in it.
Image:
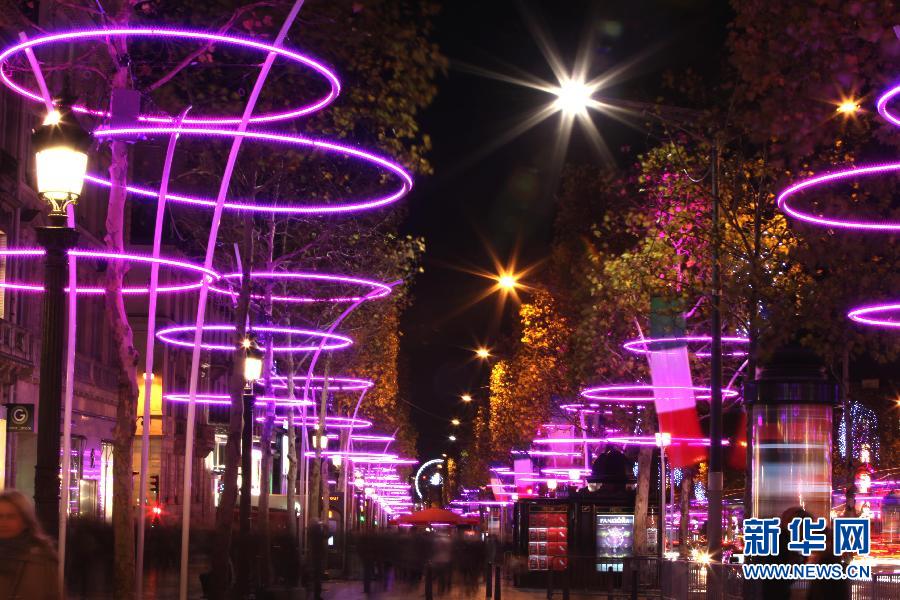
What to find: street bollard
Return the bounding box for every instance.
[546,568,553,599]
[425,561,434,600]
[562,568,570,600]
[494,563,502,600]
[486,561,493,599]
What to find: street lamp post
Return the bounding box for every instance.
[31,105,90,534]
[238,336,263,594]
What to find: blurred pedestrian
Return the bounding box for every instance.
[0,490,59,600]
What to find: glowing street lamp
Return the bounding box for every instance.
[242,337,264,383]
[551,78,594,117]
[450,418,461,426]
[496,271,520,292]
[448,435,457,442]
[32,104,90,533]
[461,394,473,403]
[475,347,491,360]
[836,98,861,116]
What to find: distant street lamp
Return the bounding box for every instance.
[32,105,90,534]
[448,435,457,442]
[238,334,263,595]
[551,78,594,117]
[461,394,473,403]
[450,418,461,426]
[475,347,491,360]
[836,98,861,115]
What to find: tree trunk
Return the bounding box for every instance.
[632,445,653,555]
[285,354,298,541]
[679,467,694,557]
[105,57,140,600]
[257,215,277,587]
[209,215,253,600]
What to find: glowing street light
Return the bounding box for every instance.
[496,271,520,291]
[836,98,861,115]
[475,347,491,360]
[461,394,473,403]
[552,78,594,117]
[242,337,264,383]
[448,435,457,442]
[450,418,461,426]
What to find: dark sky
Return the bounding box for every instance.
[399,0,731,460]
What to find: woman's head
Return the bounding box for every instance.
[0,490,43,540]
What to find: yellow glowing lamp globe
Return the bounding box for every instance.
[497,273,518,291]
[31,106,91,214]
[243,353,263,382]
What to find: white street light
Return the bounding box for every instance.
[32,106,91,217]
[552,78,593,117]
[242,337,264,383]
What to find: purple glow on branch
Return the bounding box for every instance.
[209,271,392,304]
[156,324,352,353]
[90,127,413,215]
[0,28,340,124]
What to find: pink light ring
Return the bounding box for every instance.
[0,28,340,124]
[847,303,900,328]
[157,324,352,353]
[350,434,396,443]
[541,467,590,476]
[580,384,739,402]
[0,248,217,295]
[271,375,373,392]
[261,415,373,429]
[209,272,392,304]
[877,83,900,128]
[304,450,398,459]
[164,393,313,407]
[605,435,729,447]
[510,450,582,457]
[776,162,900,231]
[622,336,749,357]
[90,127,414,215]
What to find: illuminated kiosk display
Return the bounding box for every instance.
[743,347,838,522]
[513,447,636,588]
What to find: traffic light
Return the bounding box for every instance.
[149,474,160,498]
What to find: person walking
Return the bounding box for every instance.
[0,489,59,600]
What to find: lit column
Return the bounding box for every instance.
[745,347,837,521]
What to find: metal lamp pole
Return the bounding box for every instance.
[31,104,90,534]
[708,139,723,561]
[238,337,263,594]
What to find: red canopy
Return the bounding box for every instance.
[396,507,463,525]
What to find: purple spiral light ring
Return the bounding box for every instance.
[270,375,373,392]
[262,414,372,429]
[90,127,413,214]
[877,83,900,128]
[622,335,749,357]
[0,247,217,295]
[157,324,352,353]
[0,28,340,124]
[209,272,392,304]
[847,303,900,328]
[579,384,739,403]
[164,393,314,407]
[776,162,900,231]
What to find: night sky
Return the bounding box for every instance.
[400,0,731,460]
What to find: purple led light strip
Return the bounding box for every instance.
[156,324,352,353]
[622,335,749,357]
[0,28,340,124]
[847,303,900,328]
[580,384,739,403]
[0,248,217,294]
[776,162,900,231]
[90,127,413,214]
[261,415,372,429]
[271,375,374,391]
[209,271,392,304]
[164,393,314,407]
